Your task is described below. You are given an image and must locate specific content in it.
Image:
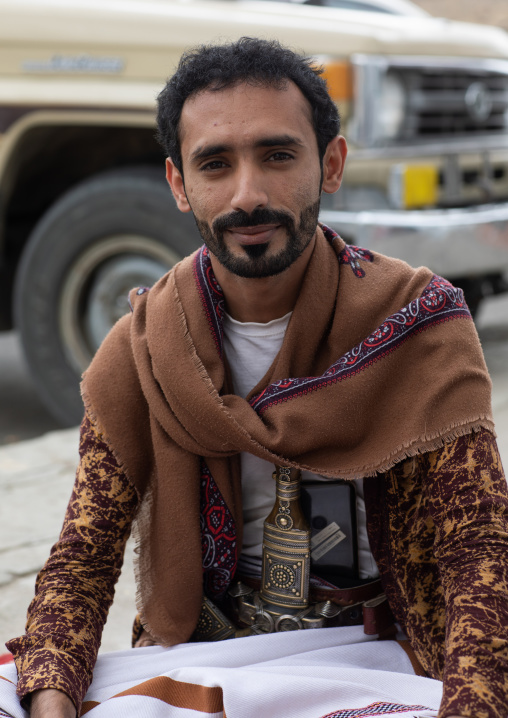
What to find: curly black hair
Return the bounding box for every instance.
[156,36,340,173]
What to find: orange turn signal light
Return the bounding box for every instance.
[320,61,353,102]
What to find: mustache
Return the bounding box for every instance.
[212,208,295,235]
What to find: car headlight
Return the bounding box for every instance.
[376,73,406,141]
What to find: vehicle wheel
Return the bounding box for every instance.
[452,277,483,318]
[14,168,201,426]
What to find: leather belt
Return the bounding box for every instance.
[237,574,395,635]
[190,578,395,642]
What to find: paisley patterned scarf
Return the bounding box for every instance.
[82,225,493,646]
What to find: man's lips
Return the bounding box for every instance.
[225,224,281,244]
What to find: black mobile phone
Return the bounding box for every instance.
[300,481,359,586]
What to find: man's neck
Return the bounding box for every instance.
[209,234,316,324]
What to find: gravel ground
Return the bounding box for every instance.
[413,0,508,31]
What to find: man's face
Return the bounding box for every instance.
[169,81,326,278]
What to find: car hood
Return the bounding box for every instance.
[1,0,507,67]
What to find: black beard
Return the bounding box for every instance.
[192,201,321,279]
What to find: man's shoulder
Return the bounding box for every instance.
[127,248,200,317]
[338,241,448,320]
[322,225,436,310]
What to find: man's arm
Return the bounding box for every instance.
[366,428,508,718]
[426,429,508,718]
[29,689,76,718]
[6,413,138,714]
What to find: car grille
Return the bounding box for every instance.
[400,66,508,138]
[349,55,508,147]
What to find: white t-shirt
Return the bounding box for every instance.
[223,311,379,581]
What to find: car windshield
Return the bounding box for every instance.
[255,0,428,15]
[303,0,391,11]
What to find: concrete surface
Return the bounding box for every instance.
[0,429,136,654]
[1,295,507,656]
[0,331,61,446]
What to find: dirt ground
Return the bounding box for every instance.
[413,0,508,31]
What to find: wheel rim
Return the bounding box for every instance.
[59,235,180,373]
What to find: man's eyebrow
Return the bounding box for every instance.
[254,134,305,149]
[190,135,305,164]
[190,144,233,164]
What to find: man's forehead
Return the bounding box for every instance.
[178,80,315,150]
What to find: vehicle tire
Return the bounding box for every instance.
[14,167,201,426]
[452,277,483,318]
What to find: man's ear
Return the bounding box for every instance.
[321,136,347,194]
[165,157,192,213]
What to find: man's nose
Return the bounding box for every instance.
[230,164,269,214]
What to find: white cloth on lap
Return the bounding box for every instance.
[0,626,442,718]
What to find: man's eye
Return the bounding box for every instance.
[200,160,227,171]
[268,151,294,162]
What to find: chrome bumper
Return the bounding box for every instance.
[319,203,508,278]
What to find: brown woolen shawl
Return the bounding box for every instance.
[81,227,494,646]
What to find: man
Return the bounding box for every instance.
[4,37,508,718]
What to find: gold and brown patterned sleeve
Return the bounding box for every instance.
[424,429,508,718]
[6,411,138,713]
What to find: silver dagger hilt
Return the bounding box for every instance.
[260,466,311,611]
